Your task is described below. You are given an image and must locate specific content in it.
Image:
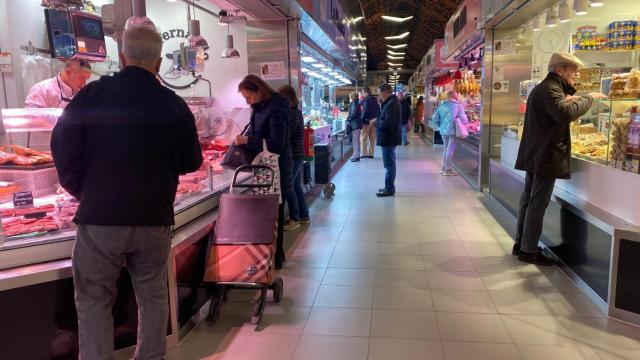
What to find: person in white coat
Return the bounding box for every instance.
[24,60,91,108]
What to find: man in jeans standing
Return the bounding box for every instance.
[360,86,380,158]
[514,52,605,265]
[373,83,402,197]
[51,23,203,359]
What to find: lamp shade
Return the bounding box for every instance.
[220,35,240,58]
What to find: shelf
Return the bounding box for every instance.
[599,98,640,102]
[573,49,639,54]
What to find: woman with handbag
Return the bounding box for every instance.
[235,75,293,269]
[432,91,468,176]
[348,92,363,162]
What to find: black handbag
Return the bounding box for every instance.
[221,123,257,170]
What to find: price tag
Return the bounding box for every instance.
[13,191,34,208]
[0,52,12,73]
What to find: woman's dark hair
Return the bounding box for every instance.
[417,96,424,105]
[361,86,372,96]
[238,74,276,101]
[277,85,299,107]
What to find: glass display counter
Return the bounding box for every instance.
[0,106,242,270]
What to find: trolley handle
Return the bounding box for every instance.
[231,164,275,190]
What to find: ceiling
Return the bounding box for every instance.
[342,0,462,83]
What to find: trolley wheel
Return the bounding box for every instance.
[323,183,336,197]
[272,277,284,303]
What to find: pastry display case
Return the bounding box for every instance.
[0,106,243,270]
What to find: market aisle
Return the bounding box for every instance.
[164,133,640,360]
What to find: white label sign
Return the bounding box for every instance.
[260,62,286,80]
[494,39,516,56]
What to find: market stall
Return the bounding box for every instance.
[482,0,640,322]
[443,0,485,187]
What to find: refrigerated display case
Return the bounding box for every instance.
[482,0,640,316]
[0,106,246,270]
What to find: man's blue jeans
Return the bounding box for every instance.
[401,125,408,145]
[381,146,397,193]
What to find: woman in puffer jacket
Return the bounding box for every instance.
[432,90,468,176]
[278,85,310,231]
[348,92,363,162]
[236,75,293,269]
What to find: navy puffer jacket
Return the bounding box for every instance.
[246,93,293,193]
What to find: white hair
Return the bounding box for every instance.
[122,25,163,66]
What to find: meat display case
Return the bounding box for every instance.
[0,106,243,270]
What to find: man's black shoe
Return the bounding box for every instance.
[351,157,360,162]
[512,244,544,256]
[376,190,395,197]
[518,251,556,266]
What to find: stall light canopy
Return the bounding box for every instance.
[301,56,316,63]
[312,63,325,68]
[388,55,404,60]
[387,50,406,56]
[574,0,589,15]
[388,62,403,66]
[351,16,364,24]
[301,68,310,73]
[381,15,414,23]
[590,1,604,7]
[387,44,408,49]
[385,32,410,40]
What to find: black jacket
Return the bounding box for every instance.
[361,95,380,124]
[515,72,593,179]
[348,99,363,130]
[376,95,402,147]
[290,106,305,161]
[51,66,203,226]
[246,93,293,193]
[400,96,412,125]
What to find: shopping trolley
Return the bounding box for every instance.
[202,164,284,327]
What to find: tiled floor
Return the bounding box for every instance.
[165,134,640,360]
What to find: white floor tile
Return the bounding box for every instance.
[431,289,497,313]
[427,270,486,290]
[313,285,373,308]
[371,309,439,340]
[293,335,369,360]
[442,341,521,360]
[517,344,602,360]
[373,287,433,311]
[303,307,371,337]
[368,338,444,360]
[437,312,513,343]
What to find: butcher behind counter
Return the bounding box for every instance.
[24,60,92,109]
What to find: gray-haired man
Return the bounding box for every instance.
[51,22,203,359]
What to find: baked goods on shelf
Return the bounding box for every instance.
[610,117,631,161]
[571,130,609,160]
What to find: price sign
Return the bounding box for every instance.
[13,191,34,208]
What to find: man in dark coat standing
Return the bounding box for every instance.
[373,83,402,197]
[399,92,412,145]
[360,87,381,158]
[514,53,606,265]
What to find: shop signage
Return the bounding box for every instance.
[159,27,210,88]
[494,39,516,56]
[260,62,286,80]
[13,191,34,208]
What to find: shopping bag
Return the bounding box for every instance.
[454,105,468,139]
[251,140,281,201]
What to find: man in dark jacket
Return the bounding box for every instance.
[51,24,203,359]
[399,92,412,145]
[360,86,381,158]
[373,83,402,197]
[514,52,605,265]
